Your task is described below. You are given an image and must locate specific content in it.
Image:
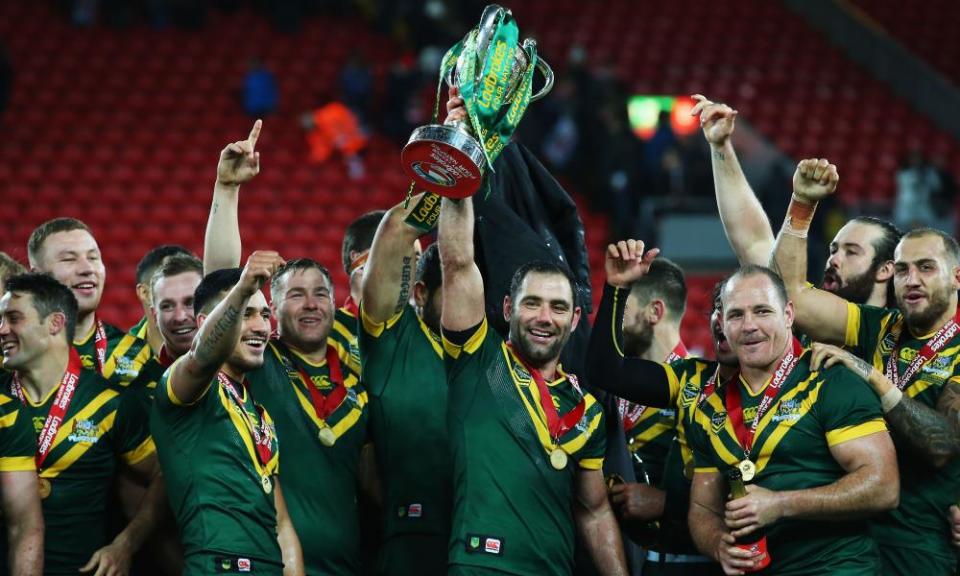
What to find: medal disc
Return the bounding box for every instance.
[261,475,273,494]
[38,478,51,500]
[318,427,337,447]
[738,459,756,482]
[550,447,568,470]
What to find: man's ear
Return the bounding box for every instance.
[648,299,666,326]
[503,295,512,323]
[570,306,582,333]
[413,281,428,308]
[876,260,894,283]
[136,283,151,308]
[47,312,66,337]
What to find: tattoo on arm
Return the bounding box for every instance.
[212,201,218,215]
[847,354,874,381]
[395,256,412,314]
[195,304,241,367]
[886,395,960,463]
[713,149,725,161]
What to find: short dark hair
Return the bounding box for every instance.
[850,216,902,268]
[0,252,26,285]
[901,228,960,266]
[4,273,79,343]
[416,243,442,293]
[136,245,193,285]
[270,258,333,300]
[628,258,686,321]
[341,210,386,274]
[150,253,204,301]
[194,268,242,316]
[27,217,94,266]
[711,279,726,313]
[509,260,578,308]
[723,264,788,309]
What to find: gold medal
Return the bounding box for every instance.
[261,475,273,494]
[550,447,568,470]
[318,426,337,447]
[38,478,51,500]
[738,459,756,482]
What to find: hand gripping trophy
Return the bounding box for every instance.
[401,4,554,200]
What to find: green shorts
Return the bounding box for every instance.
[879,545,955,576]
[377,533,448,576]
[447,566,517,576]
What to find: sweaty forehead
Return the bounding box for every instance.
[895,235,947,264]
[722,275,779,309]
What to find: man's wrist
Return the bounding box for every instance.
[880,386,904,413]
[214,179,242,191]
[782,196,818,238]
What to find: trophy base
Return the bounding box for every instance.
[401,124,486,198]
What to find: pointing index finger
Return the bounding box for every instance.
[248,119,263,147]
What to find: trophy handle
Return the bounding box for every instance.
[530,56,554,103]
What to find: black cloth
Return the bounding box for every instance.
[586,284,673,407]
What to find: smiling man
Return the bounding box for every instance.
[687,265,898,575]
[27,218,151,385]
[775,158,960,575]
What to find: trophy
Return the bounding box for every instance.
[401,4,554,199]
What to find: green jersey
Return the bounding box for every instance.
[0,393,36,473]
[443,319,606,576]
[359,304,452,545]
[0,367,155,574]
[332,304,362,375]
[151,362,282,573]
[844,303,960,570]
[129,315,149,342]
[246,340,368,576]
[74,318,152,386]
[688,351,887,575]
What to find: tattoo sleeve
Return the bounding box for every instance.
[394,256,412,314]
[195,303,241,368]
[847,353,874,382]
[886,394,960,465]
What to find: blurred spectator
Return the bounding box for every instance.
[645,110,678,194]
[382,52,422,142]
[894,150,940,231]
[242,57,279,118]
[301,102,368,179]
[0,43,11,123]
[340,52,373,124]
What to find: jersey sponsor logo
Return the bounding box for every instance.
[215,557,255,573]
[466,534,503,555]
[237,559,251,572]
[681,383,699,405]
[397,506,406,518]
[32,416,45,435]
[711,411,727,434]
[408,503,422,518]
[310,374,333,391]
[114,355,137,377]
[772,399,802,423]
[79,354,95,370]
[881,332,897,354]
[899,348,918,362]
[67,419,102,444]
[658,408,677,420]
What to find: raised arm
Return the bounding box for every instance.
[691,95,773,266]
[586,241,674,406]
[361,194,426,323]
[171,251,283,404]
[438,91,485,333]
[1,471,43,576]
[771,158,849,344]
[203,120,262,273]
[573,469,628,576]
[689,471,758,575]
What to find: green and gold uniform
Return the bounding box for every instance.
[247,340,368,576]
[129,315,149,342]
[151,363,282,574]
[0,368,155,574]
[443,319,606,576]
[688,352,887,575]
[359,303,451,576]
[332,304,362,375]
[844,303,960,574]
[75,319,152,386]
[0,392,36,472]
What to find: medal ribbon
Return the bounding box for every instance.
[619,341,688,431]
[726,337,803,458]
[218,373,273,466]
[885,310,960,391]
[507,343,585,445]
[157,345,175,368]
[12,348,83,469]
[93,317,108,375]
[297,345,348,424]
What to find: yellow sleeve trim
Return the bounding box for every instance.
[578,457,604,471]
[844,302,861,349]
[164,359,209,407]
[0,456,36,472]
[442,319,488,359]
[359,304,404,338]
[0,410,17,428]
[694,466,720,474]
[123,437,157,465]
[664,364,682,406]
[826,418,888,447]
